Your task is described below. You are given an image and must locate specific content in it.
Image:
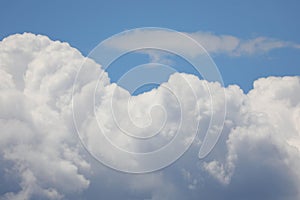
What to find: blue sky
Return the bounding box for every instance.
[1,0,300,92]
[1,1,300,200]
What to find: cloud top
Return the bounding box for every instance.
[0,33,299,200]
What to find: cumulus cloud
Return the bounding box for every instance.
[0,33,91,200]
[0,33,300,200]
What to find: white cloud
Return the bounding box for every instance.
[0,33,91,200]
[189,32,300,56]
[104,29,300,59]
[0,33,300,200]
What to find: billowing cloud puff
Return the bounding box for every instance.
[0,33,300,200]
[0,33,92,200]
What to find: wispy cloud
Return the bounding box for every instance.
[104,29,300,59]
[189,32,300,56]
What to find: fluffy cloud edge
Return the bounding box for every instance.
[0,33,300,200]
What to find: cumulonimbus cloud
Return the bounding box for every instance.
[0,33,300,200]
